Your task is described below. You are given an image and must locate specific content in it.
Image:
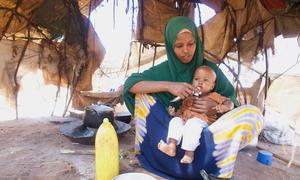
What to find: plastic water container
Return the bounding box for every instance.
[95,118,119,180]
[256,150,273,166]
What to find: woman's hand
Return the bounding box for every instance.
[167,82,196,100]
[190,96,218,115]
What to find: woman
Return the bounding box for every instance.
[123,16,264,179]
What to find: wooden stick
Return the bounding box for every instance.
[60,149,94,155]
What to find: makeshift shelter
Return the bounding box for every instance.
[0,0,299,116]
[0,0,300,179]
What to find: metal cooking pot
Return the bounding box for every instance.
[115,111,132,124]
[83,104,116,128]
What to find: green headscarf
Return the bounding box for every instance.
[164,16,203,82]
[123,16,237,114]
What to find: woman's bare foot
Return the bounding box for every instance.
[158,140,176,157]
[180,151,194,164]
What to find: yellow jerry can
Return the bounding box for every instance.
[95,118,119,180]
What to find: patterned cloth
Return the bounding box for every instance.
[179,92,229,124]
[133,94,264,179]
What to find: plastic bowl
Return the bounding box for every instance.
[113,172,156,180]
[256,150,273,166]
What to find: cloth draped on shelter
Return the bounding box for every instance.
[0,0,299,110]
[135,0,299,64]
[0,0,106,109]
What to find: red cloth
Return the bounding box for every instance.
[260,0,286,10]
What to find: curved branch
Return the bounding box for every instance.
[13,26,30,119]
[0,0,23,41]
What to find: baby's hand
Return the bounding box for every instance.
[214,105,229,113]
[168,106,176,116]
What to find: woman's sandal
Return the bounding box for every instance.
[200,169,234,180]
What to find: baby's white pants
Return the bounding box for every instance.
[167,117,208,151]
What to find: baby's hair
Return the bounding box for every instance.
[195,65,217,81]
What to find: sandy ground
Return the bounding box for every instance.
[0,117,160,180]
[0,116,299,180]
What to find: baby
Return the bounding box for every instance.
[158,65,234,163]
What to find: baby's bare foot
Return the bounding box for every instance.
[158,140,176,157]
[180,154,194,164]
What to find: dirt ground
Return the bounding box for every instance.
[0,116,299,180]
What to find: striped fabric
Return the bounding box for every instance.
[133,94,156,153]
[132,94,264,179]
[209,105,264,178]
